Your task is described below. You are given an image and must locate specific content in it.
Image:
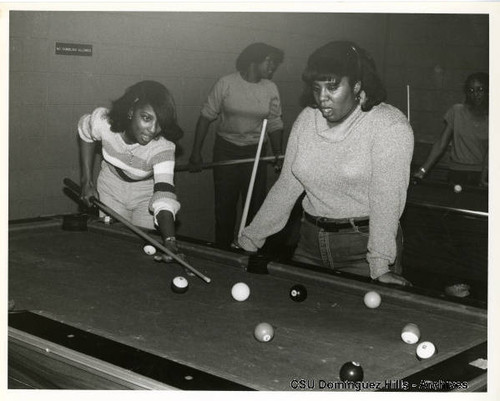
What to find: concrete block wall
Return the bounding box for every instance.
[9,11,488,241]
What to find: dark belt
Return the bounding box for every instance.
[304,212,369,232]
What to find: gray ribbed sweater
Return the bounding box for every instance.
[240,103,414,279]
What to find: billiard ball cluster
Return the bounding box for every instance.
[401,322,437,359]
[141,238,439,377]
[362,290,437,361]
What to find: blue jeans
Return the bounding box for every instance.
[293,215,403,278]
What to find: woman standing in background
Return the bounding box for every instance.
[413,72,489,186]
[188,42,285,249]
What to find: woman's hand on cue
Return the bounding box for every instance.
[188,153,203,173]
[80,181,99,207]
[273,155,283,173]
[376,272,412,287]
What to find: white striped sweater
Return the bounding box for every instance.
[78,107,180,223]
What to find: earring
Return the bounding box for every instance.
[358,90,367,106]
[354,82,361,102]
[127,111,133,120]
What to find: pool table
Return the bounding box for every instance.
[406,179,488,217]
[402,180,488,298]
[8,217,488,391]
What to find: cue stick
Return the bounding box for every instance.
[406,84,411,122]
[63,178,211,283]
[175,155,284,172]
[406,200,488,218]
[238,119,268,238]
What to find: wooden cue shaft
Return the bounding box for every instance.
[63,178,211,283]
[175,155,284,172]
[406,84,410,122]
[406,201,488,218]
[238,119,268,238]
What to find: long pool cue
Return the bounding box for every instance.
[175,155,284,172]
[406,84,411,123]
[237,119,268,238]
[63,178,211,283]
[407,201,488,218]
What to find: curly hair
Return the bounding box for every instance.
[301,41,386,112]
[235,42,284,72]
[107,80,183,142]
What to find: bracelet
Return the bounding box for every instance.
[164,236,176,242]
[419,167,426,174]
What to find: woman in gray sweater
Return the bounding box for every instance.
[238,41,413,286]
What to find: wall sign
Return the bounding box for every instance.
[55,42,93,56]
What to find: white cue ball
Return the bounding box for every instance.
[454,184,462,193]
[401,323,421,344]
[363,291,382,309]
[231,282,250,302]
[143,244,157,255]
[416,341,436,359]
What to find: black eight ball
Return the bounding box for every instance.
[289,284,307,302]
[339,361,364,382]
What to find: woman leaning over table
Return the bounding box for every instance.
[78,80,184,259]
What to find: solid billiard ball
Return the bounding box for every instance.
[339,361,364,382]
[171,276,189,294]
[363,291,381,309]
[231,282,250,301]
[401,323,421,344]
[454,184,462,193]
[143,244,157,255]
[289,284,307,302]
[254,322,274,342]
[416,341,436,359]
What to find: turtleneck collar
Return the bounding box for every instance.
[314,104,364,142]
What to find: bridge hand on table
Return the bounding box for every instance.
[153,240,187,264]
[154,251,194,277]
